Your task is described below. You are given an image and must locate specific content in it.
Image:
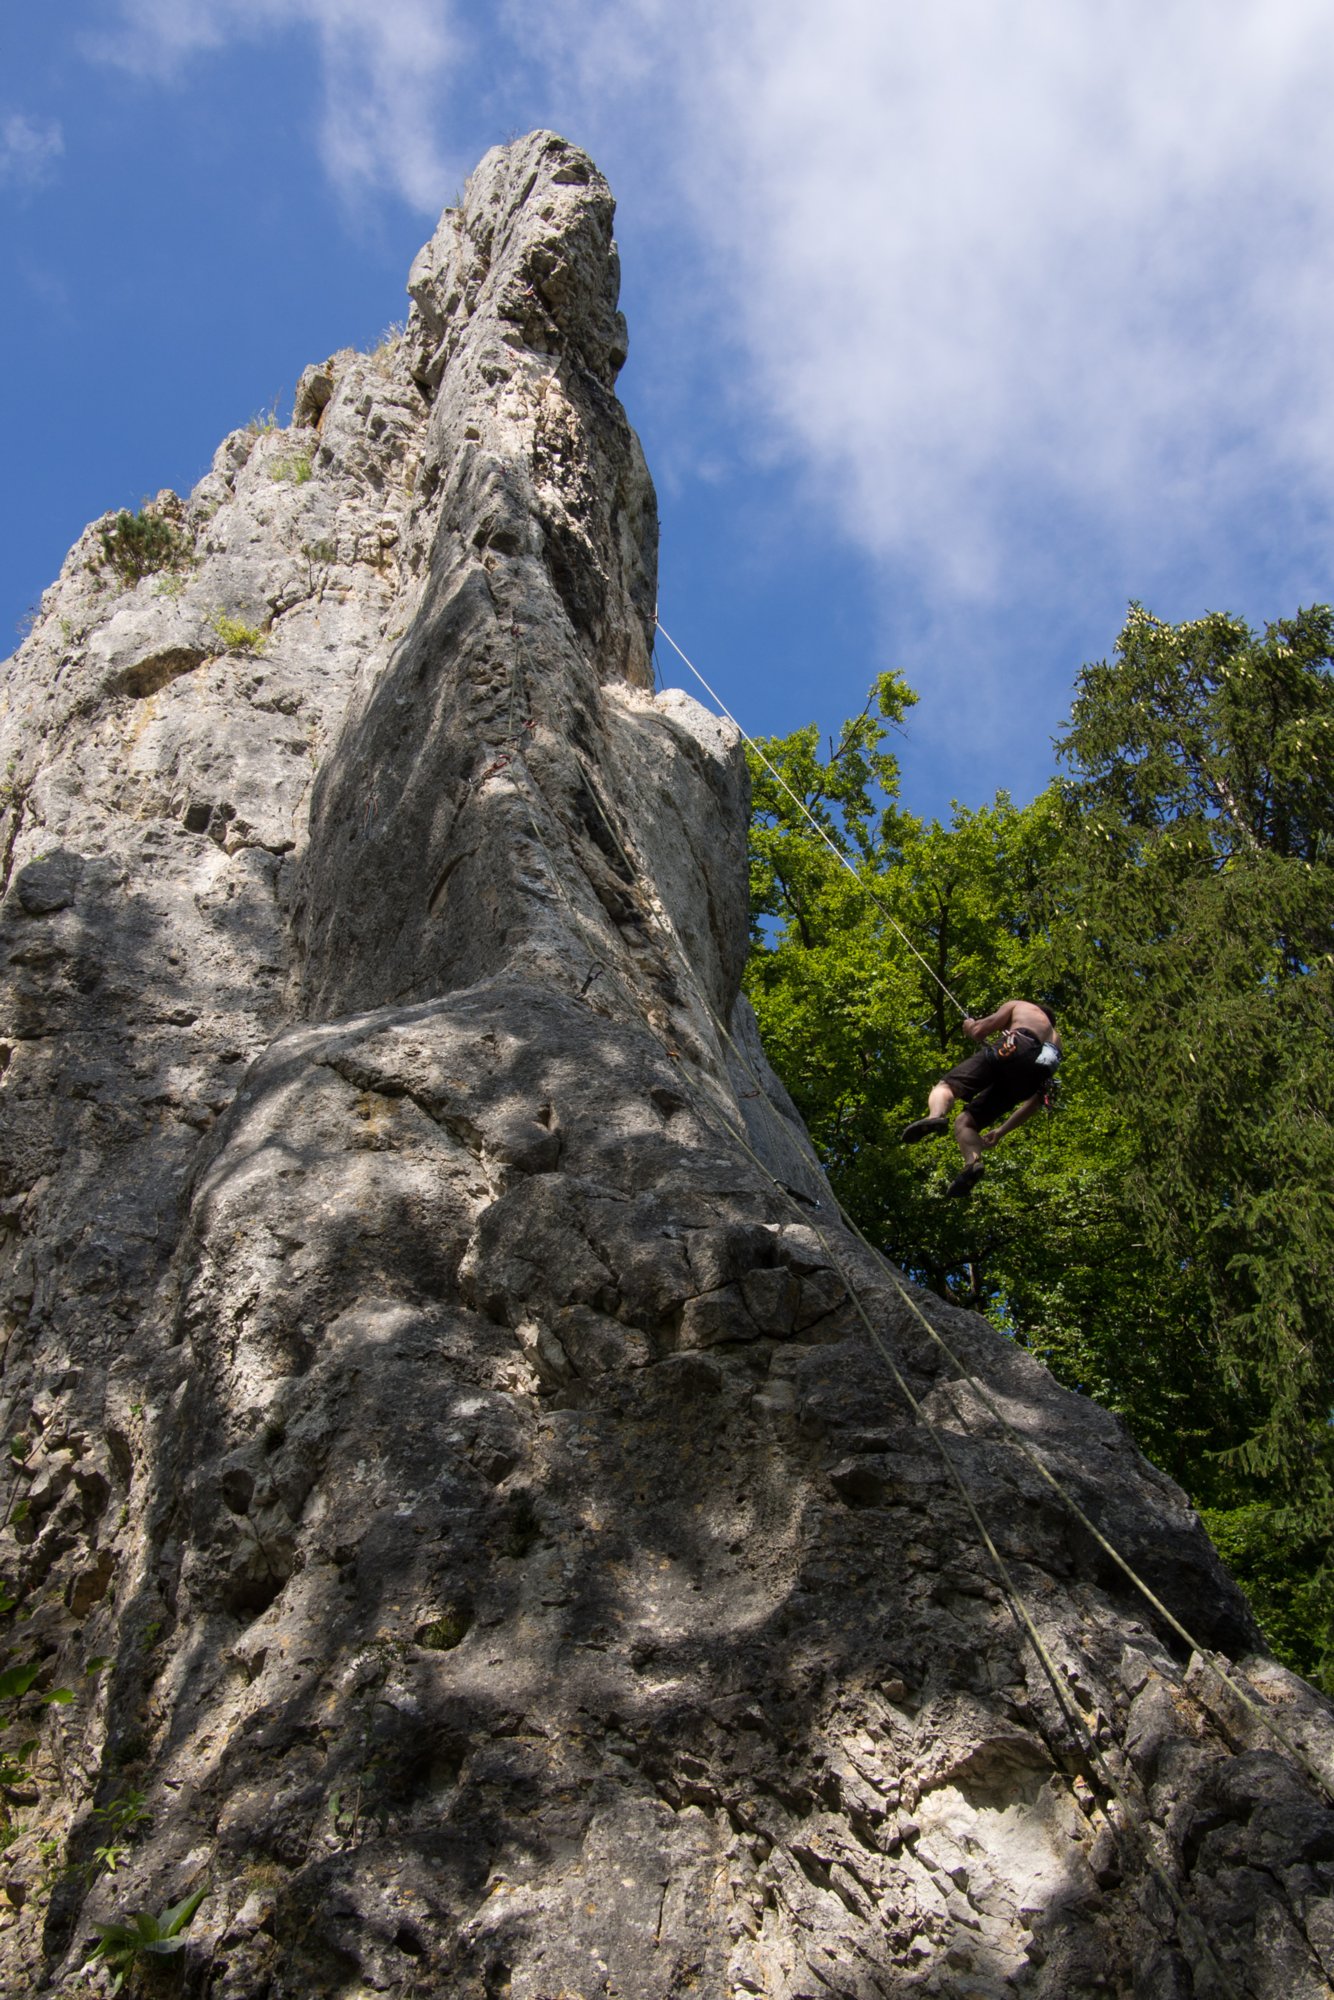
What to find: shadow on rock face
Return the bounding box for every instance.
[3,126,1331,2000]
[71,976,1318,2000]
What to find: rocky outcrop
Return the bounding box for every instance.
[0,131,1331,2000]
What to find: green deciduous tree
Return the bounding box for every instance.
[745,606,1334,1690]
[743,681,1077,1312]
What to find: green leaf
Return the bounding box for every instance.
[39,1686,74,1705]
[0,1662,42,1701]
[91,1920,143,1947]
[160,1883,207,1937]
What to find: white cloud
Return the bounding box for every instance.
[0,113,65,190]
[96,0,459,209]
[518,0,1334,605]
[457,0,1334,810]
[85,0,1334,688]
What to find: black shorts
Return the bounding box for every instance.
[942,1038,1044,1129]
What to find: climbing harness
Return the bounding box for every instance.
[993,1024,1060,1070]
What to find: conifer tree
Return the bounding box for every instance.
[1055,604,1334,1681]
[745,606,1334,1688]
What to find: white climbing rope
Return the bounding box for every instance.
[560,747,1251,1995]
[652,612,1334,1816]
[490,591,1331,1946]
[654,618,970,1020]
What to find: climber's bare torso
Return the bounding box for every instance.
[963,998,1060,1050]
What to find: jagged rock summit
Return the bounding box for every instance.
[1,132,1332,1999]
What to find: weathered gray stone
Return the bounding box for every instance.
[0,127,1331,2000]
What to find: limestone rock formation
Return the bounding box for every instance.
[1,131,1332,1999]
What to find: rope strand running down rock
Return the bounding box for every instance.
[591,636,1334,1807]
[654,617,971,1020]
[554,725,1250,1994]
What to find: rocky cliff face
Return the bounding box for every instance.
[1,132,1331,2000]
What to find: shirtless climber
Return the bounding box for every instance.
[901,999,1061,1199]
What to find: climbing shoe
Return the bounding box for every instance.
[944,1161,985,1199]
[901,1116,948,1144]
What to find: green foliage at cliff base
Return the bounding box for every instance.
[744,602,1334,1692]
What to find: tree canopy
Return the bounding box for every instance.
[743,603,1334,1690]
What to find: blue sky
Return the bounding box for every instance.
[4,1,1333,821]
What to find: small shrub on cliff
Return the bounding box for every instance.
[86,1789,152,1880]
[82,1883,207,1994]
[96,509,193,586]
[269,453,313,485]
[210,611,267,656]
[0,1620,76,1860]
